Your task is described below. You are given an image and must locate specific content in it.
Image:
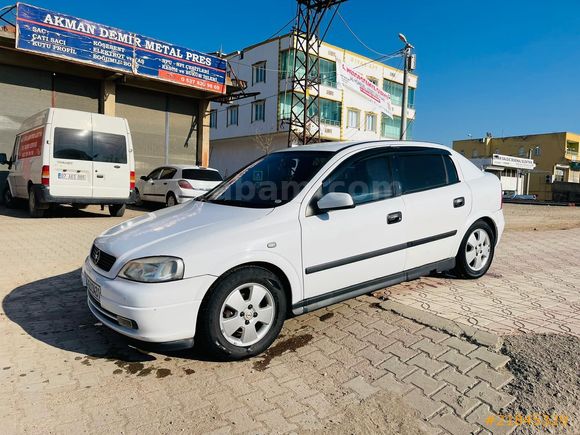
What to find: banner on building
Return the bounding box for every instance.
[336,62,393,118]
[15,3,227,94]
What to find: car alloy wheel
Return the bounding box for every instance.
[465,228,491,271]
[219,283,275,347]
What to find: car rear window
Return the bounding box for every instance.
[93,131,127,164]
[53,128,92,161]
[53,128,127,164]
[182,169,222,181]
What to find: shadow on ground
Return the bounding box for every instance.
[1,269,205,363]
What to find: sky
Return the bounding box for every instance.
[28,0,580,145]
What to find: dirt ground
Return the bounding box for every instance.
[502,334,580,434]
[503,203,580,231]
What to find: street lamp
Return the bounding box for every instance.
[398,33,415,140]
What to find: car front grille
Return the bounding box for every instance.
[90,244,116,272]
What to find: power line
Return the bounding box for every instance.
[266,16,295,41]
[337,10,395,58]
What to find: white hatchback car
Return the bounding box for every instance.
[83,141,504,360]
[135,165,223,207]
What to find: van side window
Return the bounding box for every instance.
[11,137,20,162]
[54,128,92,161]
[397,154,449,194]
[93,132,127,164]
[322,152,394,205]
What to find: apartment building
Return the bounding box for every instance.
[210,35,418,176]
[453,132,580,201]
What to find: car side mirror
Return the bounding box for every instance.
[0,153,7,165]
[317,192,355,212]
[140,175,148,181]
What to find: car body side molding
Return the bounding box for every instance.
[293,257,455,315]
[304,230,457,275]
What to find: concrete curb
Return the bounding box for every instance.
[379,300,504,351]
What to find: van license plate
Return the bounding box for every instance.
[86,275,101,304]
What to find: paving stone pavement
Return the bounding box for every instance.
[0,205,527,434]
[376,228,580,337]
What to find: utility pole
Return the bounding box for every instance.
[398,33,415,140]
[287,0,345,147]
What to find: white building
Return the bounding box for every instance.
[209,34,418,176]
[470,154,536,195]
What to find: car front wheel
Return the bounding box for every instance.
[454,220,495,279]
[196,266,287,360]
[3,186,16,208]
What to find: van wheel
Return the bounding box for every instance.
[196,266,287,360]
[28,190,45,218]
[3,186,16,208]
[166,193,177,207]
[454,220,495,279]
[108,204,126,217]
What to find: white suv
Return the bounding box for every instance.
[135,165,222,207]
[83,141,504,359]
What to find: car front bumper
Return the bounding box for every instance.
[82,257,216,349]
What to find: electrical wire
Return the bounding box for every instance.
[337,10,395,58]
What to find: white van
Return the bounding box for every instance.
[0,108,135,217]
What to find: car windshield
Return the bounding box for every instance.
[200,151,333,208]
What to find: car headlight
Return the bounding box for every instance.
[119,257,184,283]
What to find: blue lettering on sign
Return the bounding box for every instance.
[16,3,227,93]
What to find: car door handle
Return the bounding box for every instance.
[453,197,465,208]
[387,211,402,224]
[163,182,168,185]
[96,174,104,179]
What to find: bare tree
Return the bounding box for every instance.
[253,131,277,156]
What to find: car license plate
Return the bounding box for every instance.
[86,274,101,303]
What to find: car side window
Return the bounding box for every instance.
[444,155,459,184]
[321,152,394,205]
[146,168,163,180]
[396,153,453,194]
[159,168,177,180]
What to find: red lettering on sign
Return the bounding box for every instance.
[18,127,44,159]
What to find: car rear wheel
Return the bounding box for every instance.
[166,192,177,207]
[454,220,495,279]
[196,266,287,360]
[3,186,16,208]
[28,189,45,218]
[108,204,126,217]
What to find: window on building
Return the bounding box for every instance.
[365,113,377,132]
[533,146,541,156]
[252,100,265,122]
[279,50,337,87]
[380,114,401,139]
[347,108,360,128]
[566,141,579,155]
[253,61,266,84]
[209,109,217,129]
[472,149,479,158]
[495,148,500,154]
[382,79,416,108]
[518,146,526,157]
[227,105,239,126]
[280,94,341,126]
[397,154,451,194]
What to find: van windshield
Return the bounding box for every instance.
[53,128,127,164]
[200,151,333,208]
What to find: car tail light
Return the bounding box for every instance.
[41,165,50,186]
[130,171,135,190]
[178,179,193,189]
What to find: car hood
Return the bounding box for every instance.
[94,201,273,261]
